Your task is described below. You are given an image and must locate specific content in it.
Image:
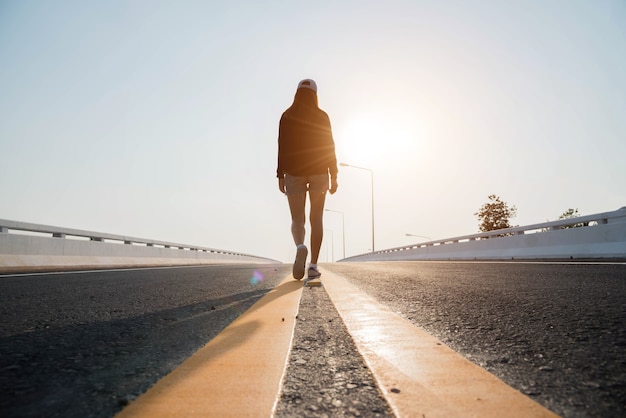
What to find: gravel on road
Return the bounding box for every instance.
[276,281,393,418]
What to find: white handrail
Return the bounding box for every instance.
[0,218,278,263]
[343,207,626,261]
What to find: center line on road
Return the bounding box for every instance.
[115,274,303,418]
[321,268,559,418]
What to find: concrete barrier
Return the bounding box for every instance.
[0,219,279,273]
[342,207,626,262]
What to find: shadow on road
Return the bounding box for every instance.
[0,277,292,417]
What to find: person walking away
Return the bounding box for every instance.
[277,79,338,281]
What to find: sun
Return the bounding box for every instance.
[337,118,385,164]
[335,116,417,167]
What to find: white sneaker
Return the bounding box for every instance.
[305,266,322,287]
[307,266,321,279]
[293,245,308,280]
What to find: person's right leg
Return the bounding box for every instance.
[308,190,327,265]
[304,174,329,280]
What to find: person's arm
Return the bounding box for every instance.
[325,113,338,194]
[278,176,286,193]
[329,176,338,194]
[277,116,286,193]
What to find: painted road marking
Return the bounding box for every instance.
[0,264,228,278]
[116,275,303,418]
[321,268,559,418]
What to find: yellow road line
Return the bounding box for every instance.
[321,268,559,418]
[116,275,303,418]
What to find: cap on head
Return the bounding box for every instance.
[297,79,317,93]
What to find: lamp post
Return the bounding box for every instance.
[324,229,334,262]
[405,233,432,242]
[340,162,375,252]
[406,233,431,259]
[325,209,345,259]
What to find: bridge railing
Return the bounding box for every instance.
[0,219,279,272]
[342,207,626,262]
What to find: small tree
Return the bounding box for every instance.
[558,208,588,228]
[475,194,517,232]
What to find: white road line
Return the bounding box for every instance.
[0,264,229,278]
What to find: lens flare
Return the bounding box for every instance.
[250,270,264,285]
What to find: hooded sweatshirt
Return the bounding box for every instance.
[276,88,338,179]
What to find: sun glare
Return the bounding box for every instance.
[335,117,418,167]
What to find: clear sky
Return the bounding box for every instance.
[1,0,625,263]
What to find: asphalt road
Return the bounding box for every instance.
[324,261,626,418]
[0,264,290,417]
[1,262,625,417]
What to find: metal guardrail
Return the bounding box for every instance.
[0,218,277,263]
[343,207,626,261]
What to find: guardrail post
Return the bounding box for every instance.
[0,227,8,233]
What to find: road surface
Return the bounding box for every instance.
[1,262,624,417]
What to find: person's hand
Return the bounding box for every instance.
[278,177,286,194]
[329,178,338,195]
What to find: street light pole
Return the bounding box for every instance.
[325,209,345,259]
[324,229,334,262]
[405,233,432,242]
[340,162,374,252]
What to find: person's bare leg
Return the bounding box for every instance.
[308,191,327,264]
[287,193,306,245]
[287,192,308,279]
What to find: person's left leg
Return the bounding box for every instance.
[287,191,308,280]
[308,190,327,264]
[287,192,306,246]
